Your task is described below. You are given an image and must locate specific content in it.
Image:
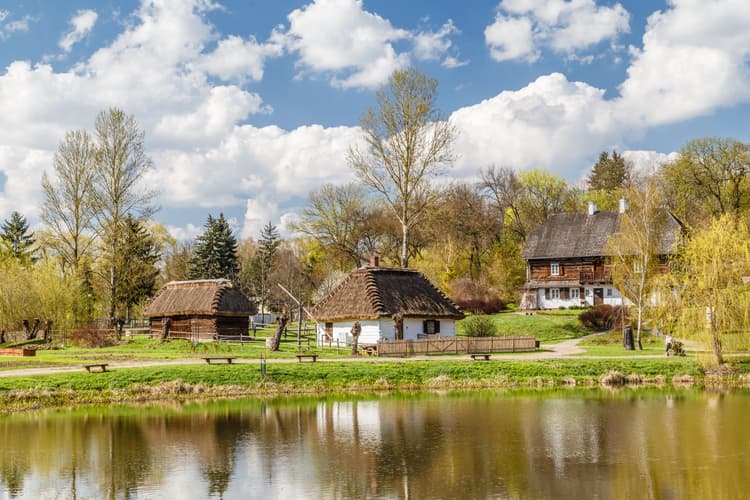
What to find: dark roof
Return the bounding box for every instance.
[144,279,256,318]
[522,210,683,260]
[311,266,464,322]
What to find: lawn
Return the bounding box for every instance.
[457,310,589,343]
[576,329,668,356]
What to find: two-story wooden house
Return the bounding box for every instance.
[520,201,682,309]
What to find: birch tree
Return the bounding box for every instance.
[606,179,670,350]
[348,68,455,267]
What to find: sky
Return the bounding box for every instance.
[1,0,749,242]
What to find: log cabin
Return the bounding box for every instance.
[520,200,683,309]
[311,257,464,346]
[144,279,256,341]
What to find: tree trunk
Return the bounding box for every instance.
[636,307,643,350]
[42,320,52,343]
[711,328,724,365]
[1,330,5,344]
[270,311,288,351]
[400,222,409,268]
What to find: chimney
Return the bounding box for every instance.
[369,255,379,267]
[619,198,628,214]
[588,201,598,216]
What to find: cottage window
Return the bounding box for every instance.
[550,288,560,300]
[570,288,580,299]
[423,320,440,334]
[633,261,643,273]
[607,288,613,297]
[550,262,560,276]
[585,289,592,297]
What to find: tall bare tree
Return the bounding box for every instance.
[91,108,157,326]
[41,130,96,273]
[348,68,456,267]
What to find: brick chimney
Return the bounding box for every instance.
[369,255,379,267]
[588,201,598,215]
[619,198,628,214]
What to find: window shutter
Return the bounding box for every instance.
[545,288,550,300]
[423,320,428,333]
[435,321,440,333]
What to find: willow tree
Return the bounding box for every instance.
[606,180,671,350]
[348,68,456,268]
[668,215,750,365]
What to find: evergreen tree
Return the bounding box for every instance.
[0,211,37,262]
[187,213,239,280]
[248,221,281,315]
[588,151,631,192]
[115,215,161,320]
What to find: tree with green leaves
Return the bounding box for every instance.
[348,67,456,267]
[115,215,161,320]
[41,129,97,272]
[588,150,631,192]
[90,108,157,326]
[661,137,750,226]
[661,214,750,365]
[1,211,37,263]
[253,221,281,315]
[187,213,239,280]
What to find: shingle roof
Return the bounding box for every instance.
[522,210,682,260]
[144,279,256,318]
[311,267,464,322]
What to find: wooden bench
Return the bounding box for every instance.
[295,354,318,362]
[470,353,491,361]
[203,357,237,364]
[84,363,108,372]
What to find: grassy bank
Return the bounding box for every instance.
[3,356,749,412]
[456,310,588,343]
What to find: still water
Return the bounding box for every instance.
[1,390,749,499]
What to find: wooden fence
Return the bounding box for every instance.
[376,335,537,357]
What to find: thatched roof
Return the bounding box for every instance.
[311,266,464,322]
[522,210,683,260]
[144,279,256,318]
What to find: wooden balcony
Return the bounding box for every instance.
[579,270,611,283]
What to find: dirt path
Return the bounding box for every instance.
[0,333,681,378]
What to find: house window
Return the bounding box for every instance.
[423,320,440,334]
[607,288,613,297]
[550,262,560,276]
[570,288,580,299]
[550,288,560,300]
[633,261,643,273]
[585,289,592,297]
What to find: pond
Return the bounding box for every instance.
[1,389,749,499]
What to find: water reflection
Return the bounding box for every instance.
[0,391,749,499]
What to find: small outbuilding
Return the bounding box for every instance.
[144,279,256,341]
[311,260,464,346]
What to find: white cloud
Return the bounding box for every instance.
[195,33,283,83]
[485,15,537,62]
[622,150,678,177]
[413,20,461,65]
[485,0,629,62]
[442,55,469,69]
[0,12,32,40]
[616,0,750,126]
[284,0,410,89]
[59,9,98,52]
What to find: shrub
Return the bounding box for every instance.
[600,370,626,386]
[69,324,117,348]
[449,279,505,314]
[462,315,498,337]
[578,305,626,331]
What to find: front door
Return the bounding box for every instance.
[593,288,604,305]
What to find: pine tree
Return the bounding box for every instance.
[588,151,631,192]
[115,215,161,320]
[247,221,281,315]
[187,213,238,280]
[1,211,37,263]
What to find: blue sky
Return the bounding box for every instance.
[1,0,749,241]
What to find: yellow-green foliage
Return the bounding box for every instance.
[669,215,750,364]
[0,256,82,334]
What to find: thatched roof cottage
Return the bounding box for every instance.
[312,258,464,345]
[144,279,256,341]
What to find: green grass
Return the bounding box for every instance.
[576,329,667,356]
[457,310,589,343]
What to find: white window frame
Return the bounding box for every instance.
[550,262,560,276]
[550,288,560,300]
[570,288,580,299]
[585,288,592,297]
